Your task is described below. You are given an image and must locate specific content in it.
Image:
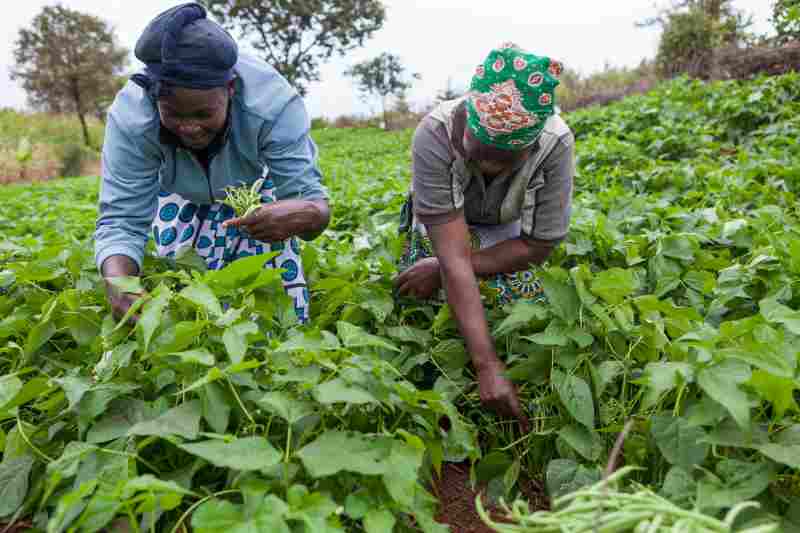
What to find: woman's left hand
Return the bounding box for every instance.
[223,199,329,242]
[395,257,442,299]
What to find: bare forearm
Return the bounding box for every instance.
[269,199,330,241]
[471,238,554,277]
[439,258,497,370]
[296,199,330,241]
[428,218,499,370]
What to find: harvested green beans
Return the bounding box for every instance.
[477,467,778,533]
[223,178,264,217]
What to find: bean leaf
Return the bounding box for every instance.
[651,414,708,469]
[0,455,34,517]
[179,437,281,471]
[552,369,594,428]
[128,400,202,439]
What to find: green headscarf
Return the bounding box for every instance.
[466,43,562,150]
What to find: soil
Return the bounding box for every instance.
[0,521,33,533]
[431,462,548,533]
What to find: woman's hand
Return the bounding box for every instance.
[394,257,441,299]
[223,199,330,242]
[101,254,143,323]
[475,357,530,433]
[104,282,144,323]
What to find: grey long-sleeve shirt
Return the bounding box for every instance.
[411,99,574,242]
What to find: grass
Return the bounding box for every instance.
[0,108,104,183]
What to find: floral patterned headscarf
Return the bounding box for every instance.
[466,43,562,150]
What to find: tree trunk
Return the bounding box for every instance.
[706,0,722,23]
[77,111,91,148]
[70,77,92,148]
[381,94,389,131]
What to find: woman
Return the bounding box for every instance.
[95,3,329,323]
[395,44,575,430]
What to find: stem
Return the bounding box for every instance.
[226,376,255,425]
[604,419,635,480]
[97,448,161,476]
[284,424,292,464]
[169,490,241,533]
[0,506,25,533]
[16,414,54,462]
[673,382,686,417]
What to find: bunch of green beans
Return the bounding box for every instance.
[223,178,264,217]
[477,467,778,533]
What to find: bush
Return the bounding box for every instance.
[59,143,92,177]
[656,8,716,78]
[332,114,379,129]
[556,62,658,112]
[311,117,332,130]
[773,0,800,44]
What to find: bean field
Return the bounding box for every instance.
[1,74,800,532]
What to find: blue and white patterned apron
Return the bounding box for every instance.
[151,169,310,323]
[398,196,545,306]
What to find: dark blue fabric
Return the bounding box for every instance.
[132,2,238,93]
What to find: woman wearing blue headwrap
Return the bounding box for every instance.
[95,3,329,323]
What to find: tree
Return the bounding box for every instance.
[772,0,800,43]
[639,1,753,78]
[10,5,128,148]
[345,53,418,130]
[203,0,385,96]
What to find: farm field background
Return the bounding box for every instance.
[1,74,800,532]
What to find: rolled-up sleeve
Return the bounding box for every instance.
[94,113,161,271]
[411,117,460,226]
[259,96,327,201]
[522,131,575,242]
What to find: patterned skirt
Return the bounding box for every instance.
[398,198,546,306]
[151,171,310,323]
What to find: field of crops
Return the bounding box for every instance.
[1,73,800,532]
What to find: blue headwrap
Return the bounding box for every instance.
[132,3,238,95]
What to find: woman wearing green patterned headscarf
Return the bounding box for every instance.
[395,43,575,431]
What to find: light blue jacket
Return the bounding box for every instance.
[94,53,327,270]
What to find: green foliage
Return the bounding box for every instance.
[648,1,753,78]
[1,73,800,529]
[203,0,385,96]
[556,62,658,112]
[657,7,718,77]
[58,143,91,178]
[772,0,800,43]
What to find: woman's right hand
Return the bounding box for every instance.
[101,255,143,323]
[475,356,530,433]
[104,281,143,323]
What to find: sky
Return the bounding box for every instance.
[0,0,774,120]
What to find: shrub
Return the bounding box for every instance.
[311,117,332,130]
[773,0,800,44]
[59,143,92,177]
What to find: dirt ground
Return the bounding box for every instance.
[431,462,548,533]
[0,521,33,533]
